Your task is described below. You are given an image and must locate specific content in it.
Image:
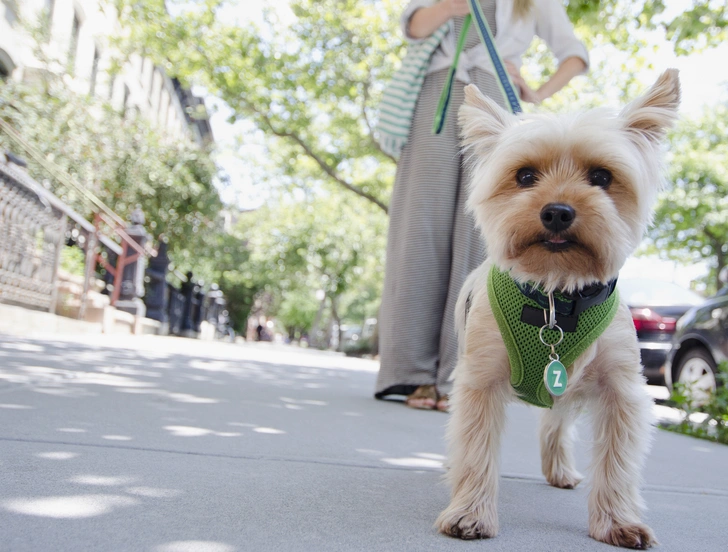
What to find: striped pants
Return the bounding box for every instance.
[375,67,505,398]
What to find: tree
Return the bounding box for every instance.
[236,191,387,346]
[648,103,728,293]
[0,80,268,326]
[0,80,222,259]
[115,0,728,213]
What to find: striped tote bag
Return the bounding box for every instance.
[375,24,448,160]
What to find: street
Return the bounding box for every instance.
[0,333,726,551]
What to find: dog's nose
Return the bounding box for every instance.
[540,203,575,233]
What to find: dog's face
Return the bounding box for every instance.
[460,70,680,292]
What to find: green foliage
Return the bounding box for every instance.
[666,361,728,445]
[113,0,728,213]
[236,191,386,340]
[647,103,728,293]
[106,0,728,339]
[59,245,86,278]
[0,80,265,330]
[115,0,401,213]
[0,80,222,264]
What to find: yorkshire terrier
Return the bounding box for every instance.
[436,70,680,549]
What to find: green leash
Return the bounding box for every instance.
[432,14,473,134]
[433,0,522,135]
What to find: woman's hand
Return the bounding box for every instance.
[505,61,542,104]
[408,0,471,39]
[444,0,471,17]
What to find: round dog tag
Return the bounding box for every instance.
[544,359,568,396]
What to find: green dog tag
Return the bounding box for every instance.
[544,359,568,396]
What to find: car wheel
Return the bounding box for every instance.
[675,347,717,404]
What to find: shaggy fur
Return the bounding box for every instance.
[436,70,681,549]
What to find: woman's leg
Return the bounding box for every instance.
[375,70,464,399]
[435,70,505,397]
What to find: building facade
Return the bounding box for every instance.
[0,0,212,144]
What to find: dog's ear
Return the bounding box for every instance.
[620,69,680,144]
[459,84,514,156]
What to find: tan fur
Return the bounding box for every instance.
[437,71,680,548]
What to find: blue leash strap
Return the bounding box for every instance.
[433,0,522,134]
[468,0,522,114]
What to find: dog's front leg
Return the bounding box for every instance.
[540,401,583,489]
[436,379,508,540]
[588,378,656,549]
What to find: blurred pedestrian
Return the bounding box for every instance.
[375,0,589,411]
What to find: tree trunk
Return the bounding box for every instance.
[309,295,328,349]
[331,296,342,352]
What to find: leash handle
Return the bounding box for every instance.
[433,0,522,135]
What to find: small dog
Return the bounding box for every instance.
[436,70,680,549]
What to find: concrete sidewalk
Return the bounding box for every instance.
[0,333,726,552]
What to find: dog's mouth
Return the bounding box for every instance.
[537,235,577,252]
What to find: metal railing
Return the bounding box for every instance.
[0,118,156,317]
[0,157,65,311]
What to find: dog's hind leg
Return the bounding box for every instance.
[587,377,656,549]
[435,379,509,540]
[540,403,583,489]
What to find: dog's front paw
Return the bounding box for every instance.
[436,505,498,540]
[546,469,584,490]
[591,522,657,549]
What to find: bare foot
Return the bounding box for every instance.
[405,385,437,410]
[436,393,449,412]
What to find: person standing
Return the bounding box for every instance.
[375,0,589,411]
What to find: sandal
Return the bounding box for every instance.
[404,384,437,410]
[435,393,449,413]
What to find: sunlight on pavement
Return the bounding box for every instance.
[252,427,286,435]
[114,388,220,404]
[124,487,182,498]
[2,494,139,518]
[280,397,327,406]
[69,475,136,486]
[102,435,133,441]
[0,403,33,409]
[164,425,241,437]
[57,428,87,433]
[414,452,446,461]
[0,342,44,352]
[35,452,78,460]
[155,541,236,552]
[382,456,444,469]
[0,366,156,388]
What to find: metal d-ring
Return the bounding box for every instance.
[539,323,564,348]
[548,291,556,328]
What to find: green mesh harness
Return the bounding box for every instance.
[486,266,620,408]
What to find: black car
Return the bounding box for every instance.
[666,287,728,399]
[618,279,704,385]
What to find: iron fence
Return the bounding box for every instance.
[0,156,65,311]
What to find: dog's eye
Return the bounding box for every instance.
[588,168,612,188]
[516,168,538,188]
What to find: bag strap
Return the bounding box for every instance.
[433,0,522,135]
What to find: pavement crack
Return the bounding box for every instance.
[0,436,437,473]
[4,436,728,498]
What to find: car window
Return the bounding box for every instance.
[618,279,704,307]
